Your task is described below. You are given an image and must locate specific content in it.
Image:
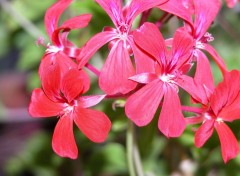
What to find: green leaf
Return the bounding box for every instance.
[87,143,128,175]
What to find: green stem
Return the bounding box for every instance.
[127,121,144,176]
[127,121,136,176]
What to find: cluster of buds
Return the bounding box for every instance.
[29,0,240,163]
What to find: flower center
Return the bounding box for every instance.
[46,44,62,54]
[159,74,175,83]
[62,100,78,115]
[36,37,62,54]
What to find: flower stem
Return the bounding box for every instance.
[181,105,203,114]
[126,121,144,176]
[85,63,100,77]
[127,121,136,176]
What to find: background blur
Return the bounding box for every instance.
[0,0,240,176]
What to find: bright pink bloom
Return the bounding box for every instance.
[159,0,226,94]
[188,70,240,163]
[125,22,197,137]
[29,64,111,159]
[38,0,92,77]
[78,0,167,95]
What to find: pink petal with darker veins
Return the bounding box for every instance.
[171,29,193,69]
[96,0,123,27]
[219,95,240,121]
[202,43,227,74]
[61,69,90,103]
[39,52,77,79]
[99,40,136,95]
[78,95,106,108]
[29,88,64,118]
[41,63,62,102]
[210,70,240,115]
[215,122,239,163]
[193,0,221,39]
[131,42,155,74]
[59,14,92,30]
[52,115,78,159]
[158,84,186,137]
[126,0,168,24]
[78,31,117,68]
[125,79,164,126]
[45,0,72,39]
[194,119,214,148]
[194,50,214,93]
[74,108,111,143]
[176,75,209,105]
[133,22,167,64]
[158,0,193,24]
[129,73,158,84]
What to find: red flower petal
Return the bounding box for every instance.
[99,40,136,95]
[158,0,193,24]
[194,50,214,93]
[215,122,239,163]
[193,0,221,39]
[158,84,186,137]
[78,95,106,108]
[126,0,168,24]
[59,14,92,30]
[129,73,158,84]
[78,31,117,68]
[171,29,193,69]
[133,22,167,63]
[131,42,156,74]
[194,119,214,148]
[52,115,78,159]
[61,69,90,103]
[125,79,164,126]
[203,43,227,74]
[41,63,62,102]
[211,70,240,115]
[176,75,209,105]
[74,108,111,143]
[45,0,72,39]
[219,95,240,121]
[39,53,77,79]
[95,0,123,27]
[29,88,64,118]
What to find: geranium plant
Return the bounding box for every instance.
[28,0,240,175]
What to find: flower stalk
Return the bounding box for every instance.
[127,120,144,176]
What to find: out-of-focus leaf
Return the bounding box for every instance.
[0,24,10,58]
[27,71,41,92]
[12,0,55,22]
[17,42,43,71]
[87,143,127,175]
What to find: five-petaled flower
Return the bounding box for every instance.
[38,0,92,77]
[29,64,111,159]
[187,70,240,163]
[125,22,196,137]
[78,0,167,95]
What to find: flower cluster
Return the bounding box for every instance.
[29,0,240,163]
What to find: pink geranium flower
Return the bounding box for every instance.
[29,64,111,159]
[78,0,167,95]
[188,70,240,163]
[159,0,226,96]
[125,22,198,137]
[38,0,92,77]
